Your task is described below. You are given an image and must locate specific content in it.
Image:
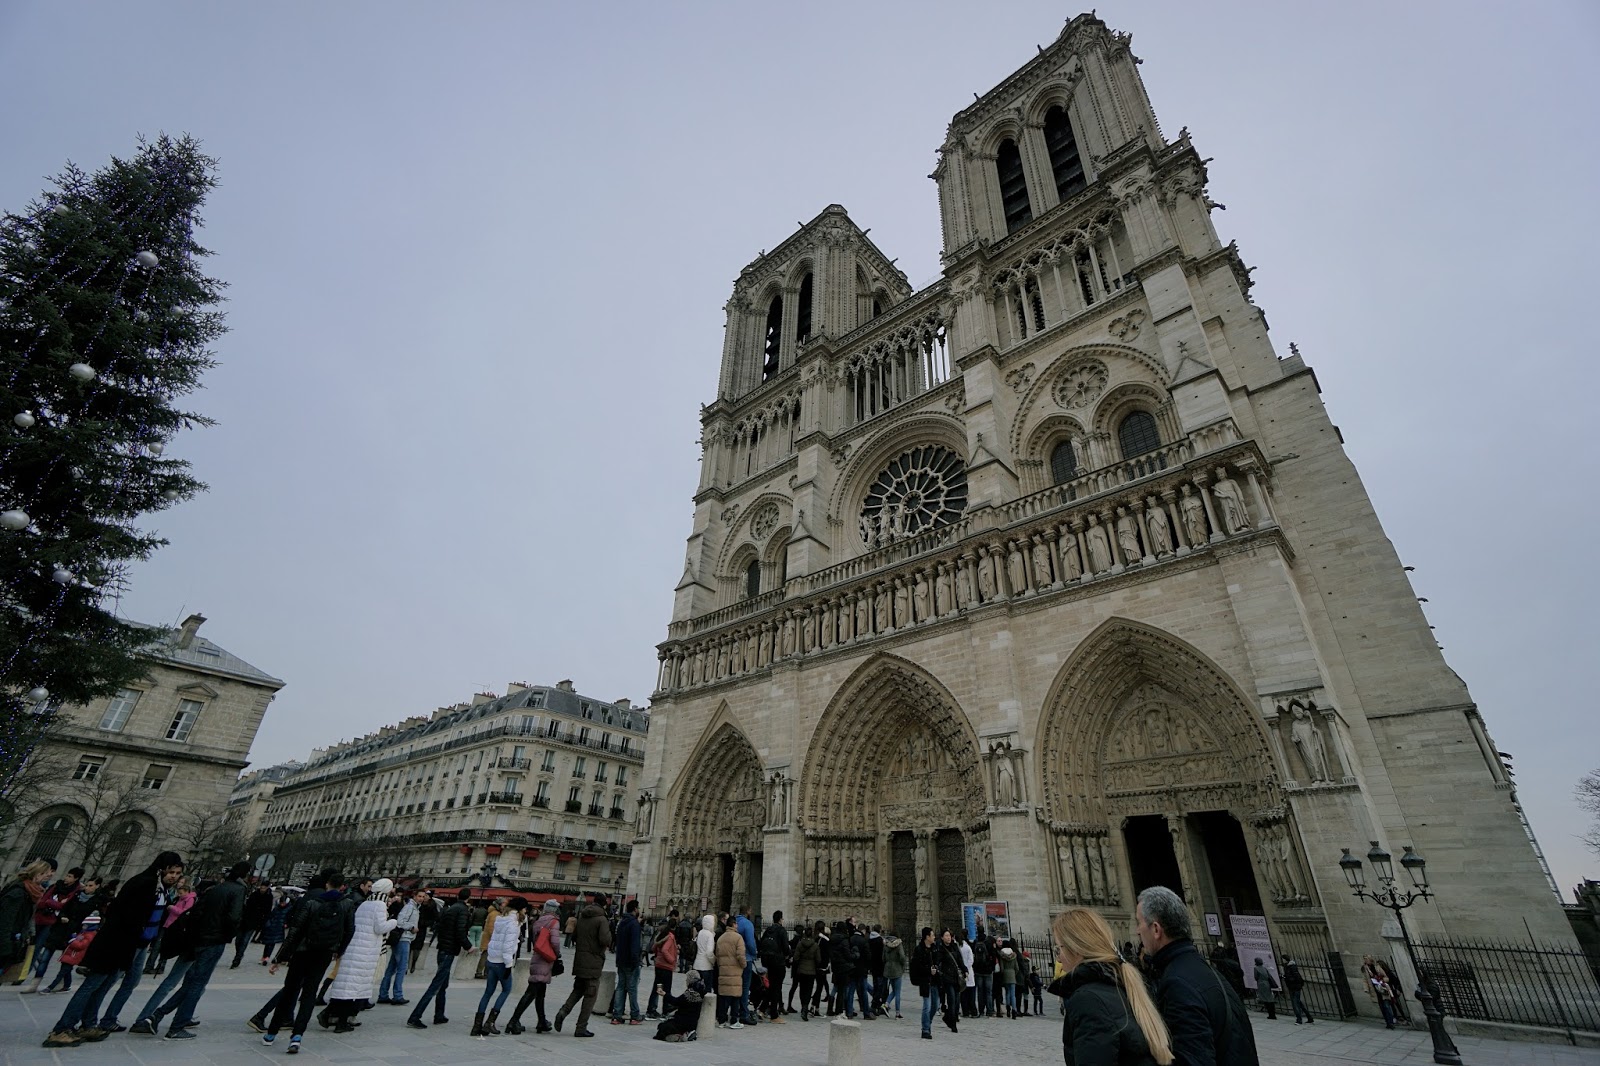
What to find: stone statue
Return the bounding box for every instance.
[935,564,953,615]
[1085,518,1112,573]
[995,753,1018,807]
[768,774,783,827]
[1290,703,1331,782]
[855,594,870,636]
[781,613,796,655]
[1031,537,1053,587]
[977,550,998,601]
[1006,541,1027,594]
[913,573,931,621]
[893,578,910,627]
[1145,497,1174,555]
[1115,507,1142,562]
[1211,467,1251,533]
[1058,836,1079,901]
[873,584,890,632]
[1180,484,1208,544]
[1276,833,1301,899]
[1061,534,1084,580]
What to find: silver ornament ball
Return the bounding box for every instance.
[52,566,74,585]
[13,411,35,429]
[0,508,30,531]
[148,441,165,456]
[162,489,180,502]
[51,204,69,216]
[68,362,96,383]
[136,250,159,269]
[27,687,49,702]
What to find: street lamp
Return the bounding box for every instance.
[1338,842,1461,1065]
[478,860,498,889]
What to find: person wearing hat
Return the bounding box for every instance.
[505,899,565,1034]
[319,878,396,1033]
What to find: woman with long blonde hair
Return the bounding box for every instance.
[1051,907,1173,1066]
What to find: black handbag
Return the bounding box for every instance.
[551,957,565,976]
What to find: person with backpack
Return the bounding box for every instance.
[759,910,790,1022]
[646,910,679,1019]
[972,932,996,1017]
[259,869,353,1053]
[505,898,564,1034]
[404,887,473,1029]
[132,860,249,1038]
[43,851,185,1049]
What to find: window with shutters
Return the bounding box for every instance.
[762,295,783,381]
[996,139,1033,232]
[796,272,813,344]
[1044,106,1085,202]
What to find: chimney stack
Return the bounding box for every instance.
[177,613,207,650]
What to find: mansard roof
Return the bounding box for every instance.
[136,621,285,688]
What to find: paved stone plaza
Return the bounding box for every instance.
[5,960,1596,1066]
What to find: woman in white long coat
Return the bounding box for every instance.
[321,878,397,1032]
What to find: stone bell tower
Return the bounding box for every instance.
[635,12,1574,997]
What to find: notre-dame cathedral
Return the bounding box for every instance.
[628,12,1570,983]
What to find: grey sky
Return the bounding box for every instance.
[3,2,1596,897]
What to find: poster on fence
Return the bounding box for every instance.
[1228,913,1279,991]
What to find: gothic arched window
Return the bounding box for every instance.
[1118,410,1161,459]
[795,272,813,344]
[1044,106,1085,202]
[744,558,761,601]
[762,295,783,382]
[996,139,1033,233]
[28,813,73,864]
[1050,440,1078,485]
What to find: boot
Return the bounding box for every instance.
[485,1009,501,1035]
[504,1012,524,1036]
[471,1012,486,1037]
[316,1008,333,1029]
[535,1019,553,1034]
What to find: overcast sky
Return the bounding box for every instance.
[3,2,1596,897]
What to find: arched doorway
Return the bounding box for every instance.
[666,721,764,916]
[1037,620,1317,932]
[799,655,989,938]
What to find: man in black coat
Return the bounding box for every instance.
[134,860,250,1037]
[1136,886,1260,1066]
[44,851,185,1048]
[233,882,273,968]
[405,887,473,1029]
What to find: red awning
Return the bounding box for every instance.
[580,854,597,864]
[556,852,573,862]
[521,849,540,859]
[459,845,473,855]
[484,845,502,856]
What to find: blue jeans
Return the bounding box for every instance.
[134,956,193,1023]
[611,964,641,1021]
[31,926,55,978]
[841,975,870,1017]
[740,961,754,1022]
[883,974,903,1014]
[1002,980,1018,1013]
[919,983,941,1034]
[379,941,410,1000]
[408,950,454,1022]
[477,962,512,1013]
[975,972,992,1015]
[99,946,148,1026]
[53,970,118,1033]
[168,944,226,1030]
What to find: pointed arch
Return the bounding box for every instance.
[668,709,764,853]
[800,653,985,833]
[1034,618,1281,825]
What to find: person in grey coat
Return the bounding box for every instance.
[1251,958,1279,1020]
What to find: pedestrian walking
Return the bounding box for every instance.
[23,867,80,992]
[1281,955,1312,1024]
[715,915,747,1029]
[999,941,1021,1017]
[552,893,612,1037]
[43,851,185,1048]
[1252,958,1279,1020]
[471,895,524,1035]
[40,876,102,994]
[505,898,563,1034]
[232,883,272,968]
[791,923,820,1021]
[257,869,352,1054]
[881,930,906,1019]
[973,932,997,1016]
[404,887,473,1029]
[132,860,249,1038]
[377,888,423,1005]
[259,892,291,965]
[1135,886,1259,1066]
[759,910,790,1021]
[1361,955,1400,1029]
[2,861,53,990]
[609,898,644,1025]
[1052,906,1173,1065]
[320,877,396,1032]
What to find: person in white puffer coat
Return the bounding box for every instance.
[473,897,527,1036]
[321,878,397,1032]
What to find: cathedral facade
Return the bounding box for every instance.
[629,13,1569,977]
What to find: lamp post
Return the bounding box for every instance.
[1339,842,1462,1065]
[478,860,498,889]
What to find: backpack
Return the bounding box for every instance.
[759,925,784,964]
[61,929,95,967]
[159,910,196,960]
[295,897,345,953]
[532,922,558,963]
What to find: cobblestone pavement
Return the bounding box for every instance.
[4,958,1597,1066]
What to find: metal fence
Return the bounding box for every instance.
[1412,934,1600,1036]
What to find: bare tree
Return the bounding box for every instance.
[170,804,250,877]
[1579,769,1600,856]
[0,745,73,859]
[66,770,151,876]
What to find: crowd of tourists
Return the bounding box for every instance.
[7,849,1360,1064]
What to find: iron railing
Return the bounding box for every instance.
[1412,933,1600,1037]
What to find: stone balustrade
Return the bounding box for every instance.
[655,436,1277,697]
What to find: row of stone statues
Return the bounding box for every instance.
[658,463,1269,695]
[1055,829,1122,906]
[804,835,879,898]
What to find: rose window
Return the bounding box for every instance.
[859,445,969,548]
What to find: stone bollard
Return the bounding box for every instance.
[829,1016,862,1066]
[699,990,718,1039]
[597,970,617,1017]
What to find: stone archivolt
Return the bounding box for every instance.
[665,720,763,907]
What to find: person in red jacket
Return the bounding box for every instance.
[647,913,679,1019]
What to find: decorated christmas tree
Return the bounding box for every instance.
[1,134,224,791]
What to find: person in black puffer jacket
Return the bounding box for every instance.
[1053,906,1173,1066]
